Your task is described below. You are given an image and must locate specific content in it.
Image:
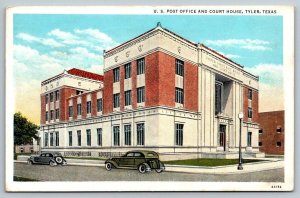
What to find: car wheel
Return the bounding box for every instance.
[27,160,32,165]
[105,163,113,171]
[55,156,63,164]
[49,161,56,167]
[138,164,147,174]
[155,168,163,173]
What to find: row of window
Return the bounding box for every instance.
[45,90,60,103]
[113,87,145,108]
[113,58,145,83]
[258,126,282,134]
[258,141,282,147]
[44,132,60,147]
[68,99,103,117]
[45,109,60,121]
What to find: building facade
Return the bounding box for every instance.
[39,24,262,160]
[258,111,284,155]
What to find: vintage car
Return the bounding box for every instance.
[105,150,165,173]
[27,152,67,166]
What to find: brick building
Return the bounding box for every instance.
[258,111,284,155]
[39,23,262,159]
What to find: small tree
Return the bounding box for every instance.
[14,112,39,150]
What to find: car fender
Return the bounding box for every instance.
[139,162,151,171]
[105,159,118,168]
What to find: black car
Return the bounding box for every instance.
[105,150,165,173]
[27,152,67,166]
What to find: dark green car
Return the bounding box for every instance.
[105,150,165,173]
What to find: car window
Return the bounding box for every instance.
[147,153,155,157]
[134,153,143,157]
[126,153,134,157]
[45,153,50,157]
[41,154,45,157]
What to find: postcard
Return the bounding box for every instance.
[5,5,294,191]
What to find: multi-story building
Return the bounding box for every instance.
[39,23,262,160]
[258,111,284,155]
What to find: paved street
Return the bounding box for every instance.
[14,162,284,182]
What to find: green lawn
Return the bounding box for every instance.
[13,176,38,181]
[164,158,263,167]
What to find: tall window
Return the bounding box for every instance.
[55,90,60,101]
[68,131,72,146]
[55,132,59,146]
[97,128,102,146]
[97,98,103,112]
[175,88,184,104]
[113,67,120,82]
[175,59,184,76]
[55,109,59,119]
[86,129,91,146]
[45,111,48,121]
[113,93,120,108]
[175,123,184,146]
[248,89,253,100]
[125,90,132,106]
[44,133,48,147]
[77,130,81,146]
[77,103,82,115]
[124,125,131,146]
[137,87,145,103]
[248,107,253,118]
[215,82,223,114]
[247,132,252,147]
[50,92,54,102]
[50,110,54,120]
[50,133,54,146]
[68,106,73,117]
[113,126,120,146]
[45,94,49,103]
[124,63,132,79]
[87,101,92,114]
[137,123,145,146]
[137,58,145,75]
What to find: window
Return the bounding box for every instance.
[87,101,92,114]
[175,123,184,146]
[97,98,103,112]
[248,89,253,100]
[248,107,253,118]
[113,67,120,82]
[276,142,282,147]
[50,133,54,146]
[124,63,132,79]
[215,82,223,114]
[50,92,54,102]
[175,87,184,104]
[77,103,82,115]
[247,132,252,147]
[137,58,145,75]
[176,59,184,76]
[276,126,282,133]
[125,90,132,106]
[86,129,91,146]
[55,132,59,146]
[97,128,102,146]
[55,90,60,101]
[68,106,73,117]
[45,111,49,121]
[113,93,120,108]
[45,94,49,103]
[259,129,263,134]
[50,110,54,120]
[124,125,131,146]
[44,133,48,147]
[55,109,59,119]
[259,142,262,146]
[113,126,120,146]
[137,87,145,103]
[137,123,145,146]
[68,131,72,146]
[77,130,81,146]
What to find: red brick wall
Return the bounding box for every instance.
[40,95,46,124]
[120,64,125,111]
[91,92,97,116]
[73,97,78,120]
[132,61,137,109]
[103,69,113,114]
[252,90,259,123]
[145,52,159,107]
[81,95,87,118]
[59,87,76,121]
[158,51,175,107]
[184,62,198,112]
[258,111,284,155]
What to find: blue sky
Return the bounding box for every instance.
[13,14,284,123]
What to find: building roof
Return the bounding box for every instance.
[67,68,104,81]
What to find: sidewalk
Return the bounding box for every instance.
[16,155,284,174]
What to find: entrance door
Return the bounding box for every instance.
[219,125,226,151]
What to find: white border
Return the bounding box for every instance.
[5,5,294,192]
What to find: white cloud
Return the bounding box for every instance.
[75,28,113,43]
[17,32,64,47]
[86,64,103,75]
[204,38,271,51]
[48,28,88,45]
[225,54,240,59]
[16,33,39,42]
[259,83,284,112]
